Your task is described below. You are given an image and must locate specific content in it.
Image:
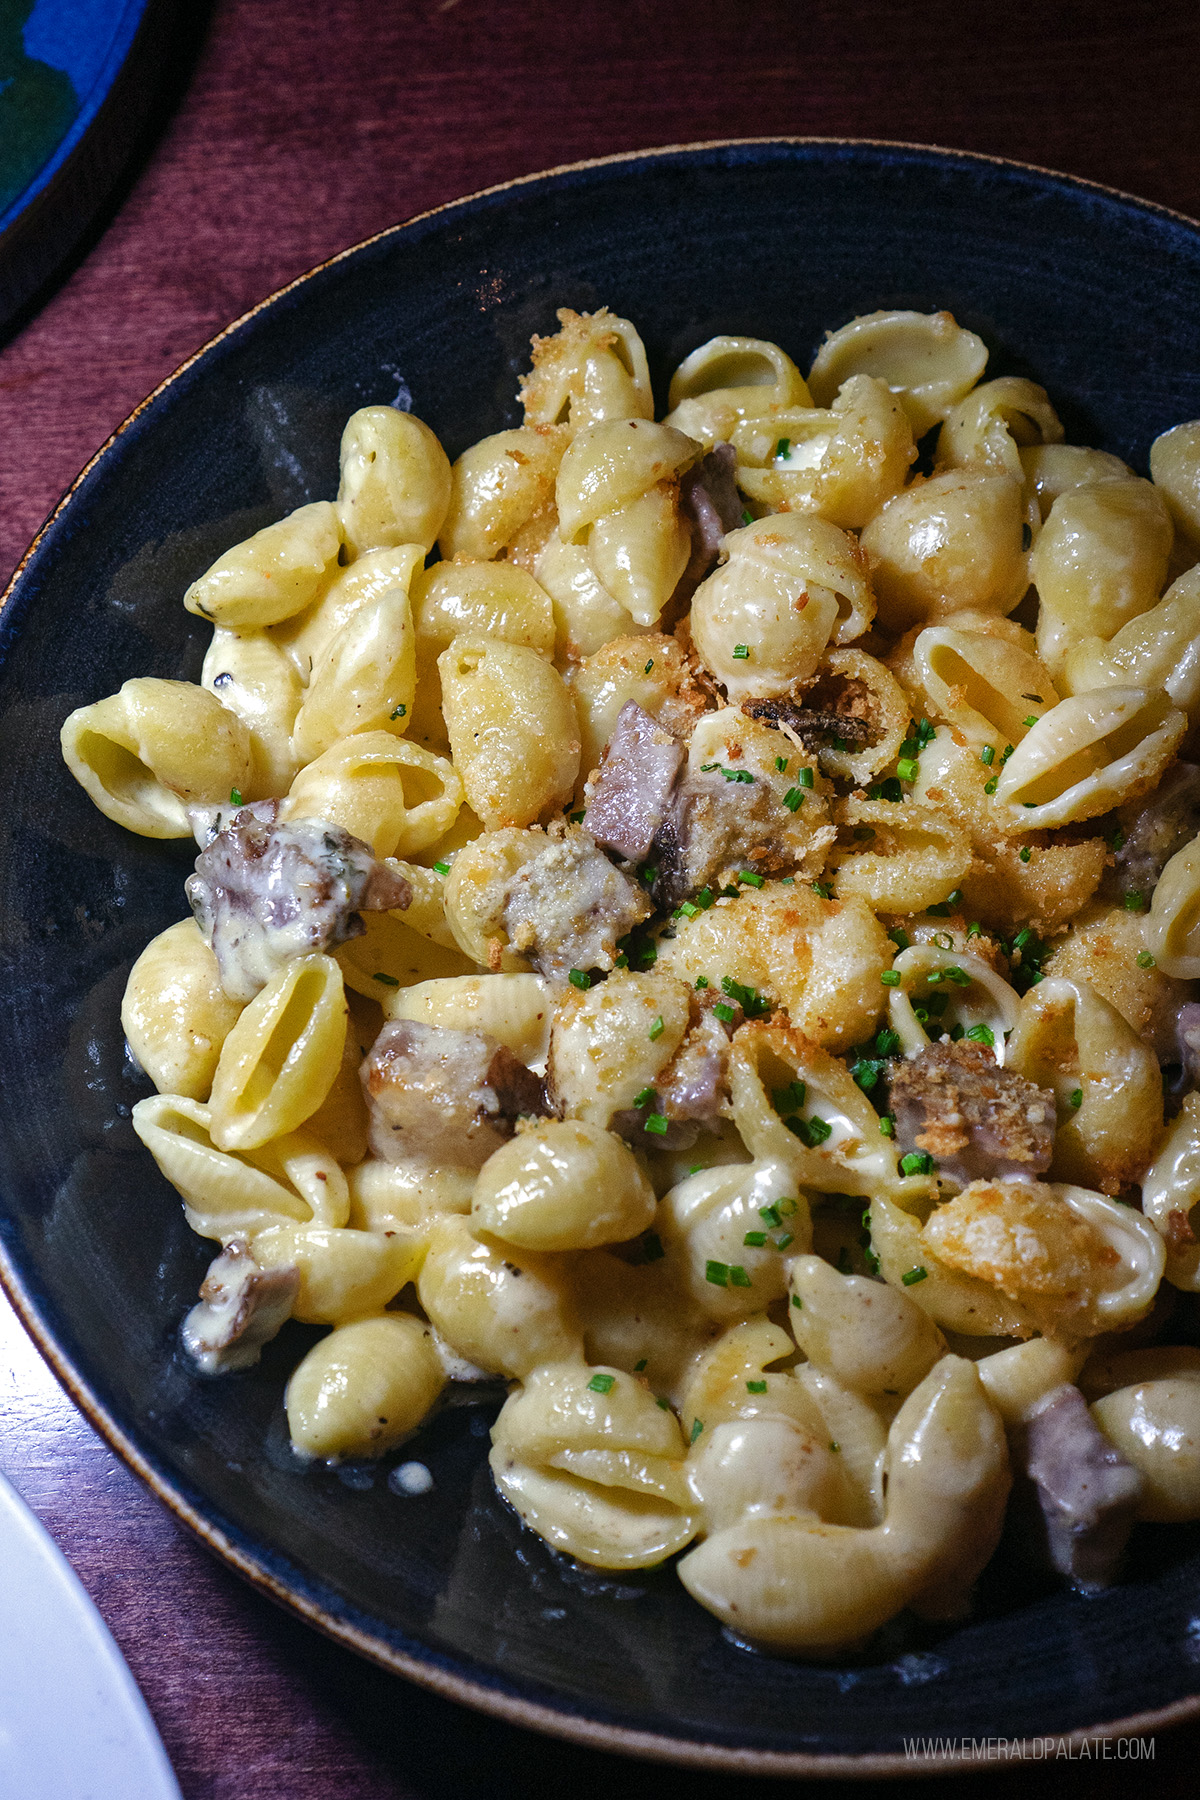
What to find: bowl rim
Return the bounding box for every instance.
[3,135,1200,1775]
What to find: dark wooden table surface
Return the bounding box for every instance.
[2,3,1200,1794]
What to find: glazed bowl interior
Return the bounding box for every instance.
[1,141,1199,1772]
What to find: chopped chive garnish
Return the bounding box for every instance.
[569,810,585,824]
[1137,950,1156,968]
[691,1418,704,1443]
[1109,826,1126,852]
[791,1294,803,1309]
[568,969,591,989]
[1019,847,1031,863]
[738,868,765,887]
[1002,744,1015,763]
[732,643,751,660]
[587,1373,615,1394]
[747,1378,768,1393]
[774,1231,794,1251]
[741,509,753,526]
[783,786,805,812]
[1069,1088,1083,1109]
[897,757,919,782]
[634,1358,648,1373]
[984,776,999,795]
[373,971,400,987]
[880,1115,895,1136]
[759,1203,782,1225]
[776,437,791,458]
[721,975,771,1017]
[881,969,902,986]
[888,927,910,952]
[696,886,715,909]
[790,1115,832,1147]
[229,788,243,806]
[432,859,451,875]
[695,975,710,989]
[656,1396,670,1409]
[797,767,815,789]
[633,1086,655,1108]
[900,1152,934,1176]
[390,703,407,719]
[812,880,831,898]
[966,921,982,937]
[644,1113,669,1136]
[648,1015,665,1041]
[966,1022,995,1047]
[980,745,995,767]
[676,900,699,919]
[901,1266,928,1286]
[1023,715,1039,728]
[644,659,654,674]
[864,1247,881,1275]
[729,1264,752,1288]
[712,1001,736,1023]
[829,1440,841,1452]
[876,1028,901,1056]
[744,1230,768,1247]
[943,965,972,986]
[775,755,788,772]
[1124,890,1144,911]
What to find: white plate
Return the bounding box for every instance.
[0,1472,181,1800]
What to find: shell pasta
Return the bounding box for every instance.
[62,303,1200,1660]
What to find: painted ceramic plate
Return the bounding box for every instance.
[0,0,181,326]
[1,142,1199,1774]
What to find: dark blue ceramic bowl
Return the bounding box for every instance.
[2,141,1200,1774]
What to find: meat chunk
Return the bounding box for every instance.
[680,443,743,567]
[187,808,411,1001]
[501,829,650,979]
[181,1241,298,1375]
[1023,1382,1144,1589]
[361,1019,547,1168]
[1113,761,1200,899]
[650,768,808,911]
[610,995,737,1149]
[583,701,684,863]
[886,1040,1056,1185]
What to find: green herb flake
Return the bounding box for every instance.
[829,1440,841,1452]
[901,1266,929,1286]
[432,859,451,876]
[1109,826,1126,852]
[656,1396,670,1410]
[965,1022,995,1047]
[569,810,585,825]
[864,1247,881,1275]
[1069,1088,1083,1110]
[721,974,771,1017]
[746,1378,768,1394]
[774,1231,794,1251]
[875,1027,901,1056]
[811,880,831,899]
[776,437,791,459]
[1023,715,1039,728]
[966,921,983,938]
[1124,890,1145,911]
[743,1230,768,1247]
[732,643,751,660]
[741,509,754,527]
[735,868,763,889]
[648,1015,665,1041]
[644,1113,670,1136]
[984,776,999,795]
[705,1260,729,1288]
[695,975,710,989]
[229,788,244,807]
[791,1294,803,1309]
[775,755,789,772]
[879,1114,896,1137]
[712,1001,736,1024]
[897,757,919,783]
[900,1151,934,1176]
[887,927,910,953]
[729,1264,753,1288]
[676,900,699,919]
[633,1086,655,1108]
[373,971,400,987]
[634,1358,648,1373]
[644,659,654,674]
[390,703,408,720]
[881,969,902,987]
[1137,950,1156,968]
[587,1373,616,1394]
[759,1203,783,1226]
[1019,846,1032,863]
[980,745,995,767]
[568,969,591,990]
[797,767,815,789]
[783,786,805,812]
[691,1418,704,1443]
